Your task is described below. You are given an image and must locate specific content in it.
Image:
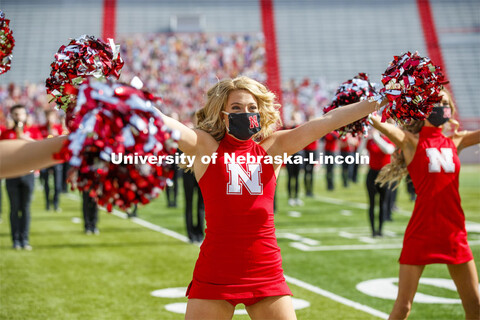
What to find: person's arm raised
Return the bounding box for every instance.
[371,130,395,155]
[455,129,480,153]
[0,136,67,179]
[155,108,215,156]
[265,99,384,157]
[370,115,418,165]
[369,115,412,150]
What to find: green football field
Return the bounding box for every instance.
[1,164,479,320]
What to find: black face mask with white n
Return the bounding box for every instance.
[427,105,451,127]
[223,111,261,140]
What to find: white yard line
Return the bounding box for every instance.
[63,193,388,319]
[65,193,190,243]
[314,195,480,228]
[277,232,320,246]
[314,195,411,216]
[291,240,480,252]
[284,275,388,320]
[290,242,404,252]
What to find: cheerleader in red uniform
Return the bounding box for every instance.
[159,76,384,319]
[0,76,384,318]
[322,131,339,191]
[371,89,480,319]
[1,105,42,250]
[365,129,395,237]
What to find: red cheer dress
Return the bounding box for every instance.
[186,133,292,300]
[399,126,473,265]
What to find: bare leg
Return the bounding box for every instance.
[447,260,480,320]
[389,264,425,320]
[246,295,297,320]
[185,299,235,320]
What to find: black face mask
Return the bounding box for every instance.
[223,112,261,140]
[427,106,451,127]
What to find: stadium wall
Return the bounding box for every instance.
[1,0,478,162]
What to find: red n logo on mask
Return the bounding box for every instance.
[249,115,259,129]
[443,108,451,118]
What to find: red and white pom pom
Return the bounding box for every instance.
[323,73,379,136]
[46,35,124,118]
[0,11,15,75]
[379,51,446,124]
[53,78,178,212]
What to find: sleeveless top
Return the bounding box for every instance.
[399,126,473,265]
[186,133,292,299]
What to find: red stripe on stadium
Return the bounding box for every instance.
[102,0,116,40]
[260,0,283,119]
[416,0,458,119]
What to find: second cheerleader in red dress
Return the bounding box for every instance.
[371,89,480,320]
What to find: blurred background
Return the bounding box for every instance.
[1,0,479,157]
[0,1,479,319]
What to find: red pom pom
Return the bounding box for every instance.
[379,51,446,124]
[54,78,178,212]
[0,11,15,75]
[45,35,124,118]
[324,73,378,136]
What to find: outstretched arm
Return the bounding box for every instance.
[455,130,480,153]
[371,130,395,155]
[0,136,67,179]
[370,115,411,150]
[264,99,385,156]
[155,108,216,157]
[370,115,418,164]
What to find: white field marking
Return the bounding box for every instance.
[340,210,352,216]
[314,195,480,229]
[277,232,320,246]
[151,287,186,298]
[281,227,403,240]
[71,217,82,224]
[288,211,302,218]
[356,278,480,304]
[280,227,364,234]
[466,222,480,233]
[290,242,404,252]
[64,193,191,243]
[339,231,377,244]
[314,195,412,217]
[338,231,355,239]
[358,236,377,244]
[279,226,387,234]
[285,275,389,320]
[290,240,480,252]
[382,230,397,237]
[63,193,389,319]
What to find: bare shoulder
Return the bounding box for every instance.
[449,129,480,151]
[192,128,220,155]
[258,130,286,156]
[402,130,419,148]
[449,130,468,147]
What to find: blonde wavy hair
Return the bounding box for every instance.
[195,76,282,141]
[376,88,460,188]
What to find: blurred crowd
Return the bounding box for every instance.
[0,82,58,128]
[0,32,338,128]
[118,32,267,119]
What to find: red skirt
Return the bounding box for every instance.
[399,229,473,265]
